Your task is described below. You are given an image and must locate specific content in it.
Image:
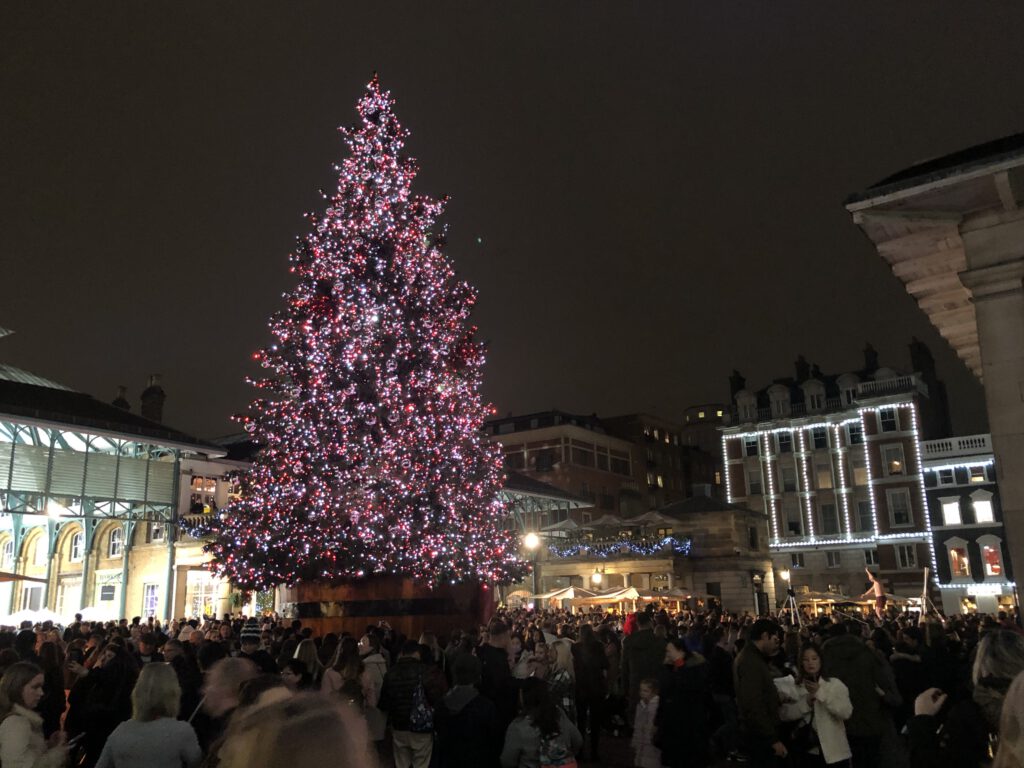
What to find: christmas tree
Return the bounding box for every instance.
[205,76,524,591]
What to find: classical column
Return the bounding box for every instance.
[666,572,674,590]
[622,572,631,588]
[960,245,1024,599]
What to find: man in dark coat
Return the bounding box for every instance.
[238,620,278,674]
[621,611,667,725]
[435,653,501,768]
[379,641,432,768]
[573,623,609,760]
[733,619,785,767]
[476,618,518,733]
[822,621,891,768]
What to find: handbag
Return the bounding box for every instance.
[408,680,434,733]
[789,706,820,755]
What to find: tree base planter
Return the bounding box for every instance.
[277,576,495,638]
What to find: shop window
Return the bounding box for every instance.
[979,535,1003,577]
[940,498,962,526]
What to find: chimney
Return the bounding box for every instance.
[863,342,879,373]
[810,363,823,380]
[112,385,130,411]
[794,355,809,383]
[729,370,746,400]
[140,374,166,423]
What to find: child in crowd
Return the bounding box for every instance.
[631,678,661,768]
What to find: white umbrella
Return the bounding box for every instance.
[541,518,579,532]
[631,510,675,525]
[1,608,64,627]
[582,514,623,529]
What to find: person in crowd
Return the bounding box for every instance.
[292,639,323,687]
[193,657,257,753]
[379,640,432,768]
[322,636,367,706]
[547,639,576,725]
[735,619,786,768]
[572,623,607,762]
[36,641,66,739]
[859,569,887,621]
[908,629,1024,768]
[620,611,666,726]
[95,662,201,768]
[435,653,501,768]
[631,678,660,768]
[992,670,1024,768]
[776,644,853,768]
[656,636,711,768]
[355,633,389,746]
[821,622,893,768]
[317,633,339,668]
[14,630,40,665]
[237,622,277,674]
[135,634,164,665]
[478,619,518,734]
[65,643,137,768]
[215,693,375,768]
[500,676,581,768]
[280,659,313,692]
[0,661,67,768]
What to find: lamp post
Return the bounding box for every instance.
[591,569,603,586]
[523,532,541,599]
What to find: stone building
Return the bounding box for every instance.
[722,345,951,600]
[847,134,1024,607]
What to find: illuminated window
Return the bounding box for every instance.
[882,445,905,476]
[656,527,673,537]
[816,463,833,489]
[940,498,962,526]
[653,429,660,440]
[70,532,84,563]
[656,475,664,489]
[109,528,123,558]
[879,408,899,432]
[947,542,970,578]
[714,471,722,485]
[716,410,723,417]
[969,466,986,484]
[979,536,1003,577]
[698,411,705,419]
[896,544,917,569]
[850,455,868,486]
[646,472,655,486]
[972,491,995,523]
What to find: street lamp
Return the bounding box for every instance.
[523,532,541,599]
[779,569,791,583]
[591,569,603,586]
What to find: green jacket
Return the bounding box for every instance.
[733,643,780,751]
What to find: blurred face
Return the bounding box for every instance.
[664,643,684,664]
[163,644,182,662]
[533,643,547,662]
[510,638,522,656]
[280,667,301,691]
[801,649,822,678]
[639,682,655,702]
[220,625,233,640]
[203,667,240,716]
[21,674,45,710]
[754,631,781,656]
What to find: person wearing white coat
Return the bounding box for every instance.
[775,646,853,767]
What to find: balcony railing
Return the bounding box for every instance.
[856,375,928,399]
[921,434,992,460]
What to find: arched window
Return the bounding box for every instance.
[70,532,84,563]
[977,534,1004,578]
[108,528,124,558]
[944,536,970,579]
[1,540,12,570]
[33,536,49,566]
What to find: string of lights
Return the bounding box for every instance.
[200,76,526,590]
[548,536,693,558]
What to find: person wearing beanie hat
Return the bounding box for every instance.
[238,621,277,674]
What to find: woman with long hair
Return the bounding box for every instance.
[36,642,66,739]
[776,645,852,768]
[546,639,576,724]
[65,643,138,767]
[0,661,67,768]
[94,663,201,768]
[501,677,581,768]
[292,639,324,687]
[322,637,368,709]
[993,671,1024,768]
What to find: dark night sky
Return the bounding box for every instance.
[2,3,1020,440]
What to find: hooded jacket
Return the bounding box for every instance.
[822,633,887,738]
[435,685,501,768]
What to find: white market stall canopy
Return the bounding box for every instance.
[541,519,580,532]
[582,514,624,529]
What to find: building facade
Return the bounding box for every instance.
[847,133,1024,607]
[722,357,946,601]
[920,434,1014,614]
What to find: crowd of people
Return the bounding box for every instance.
[0,597,1021,768]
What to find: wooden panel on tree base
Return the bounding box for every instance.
[278,577,494,638]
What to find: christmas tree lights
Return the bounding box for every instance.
[203,76,525,590]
